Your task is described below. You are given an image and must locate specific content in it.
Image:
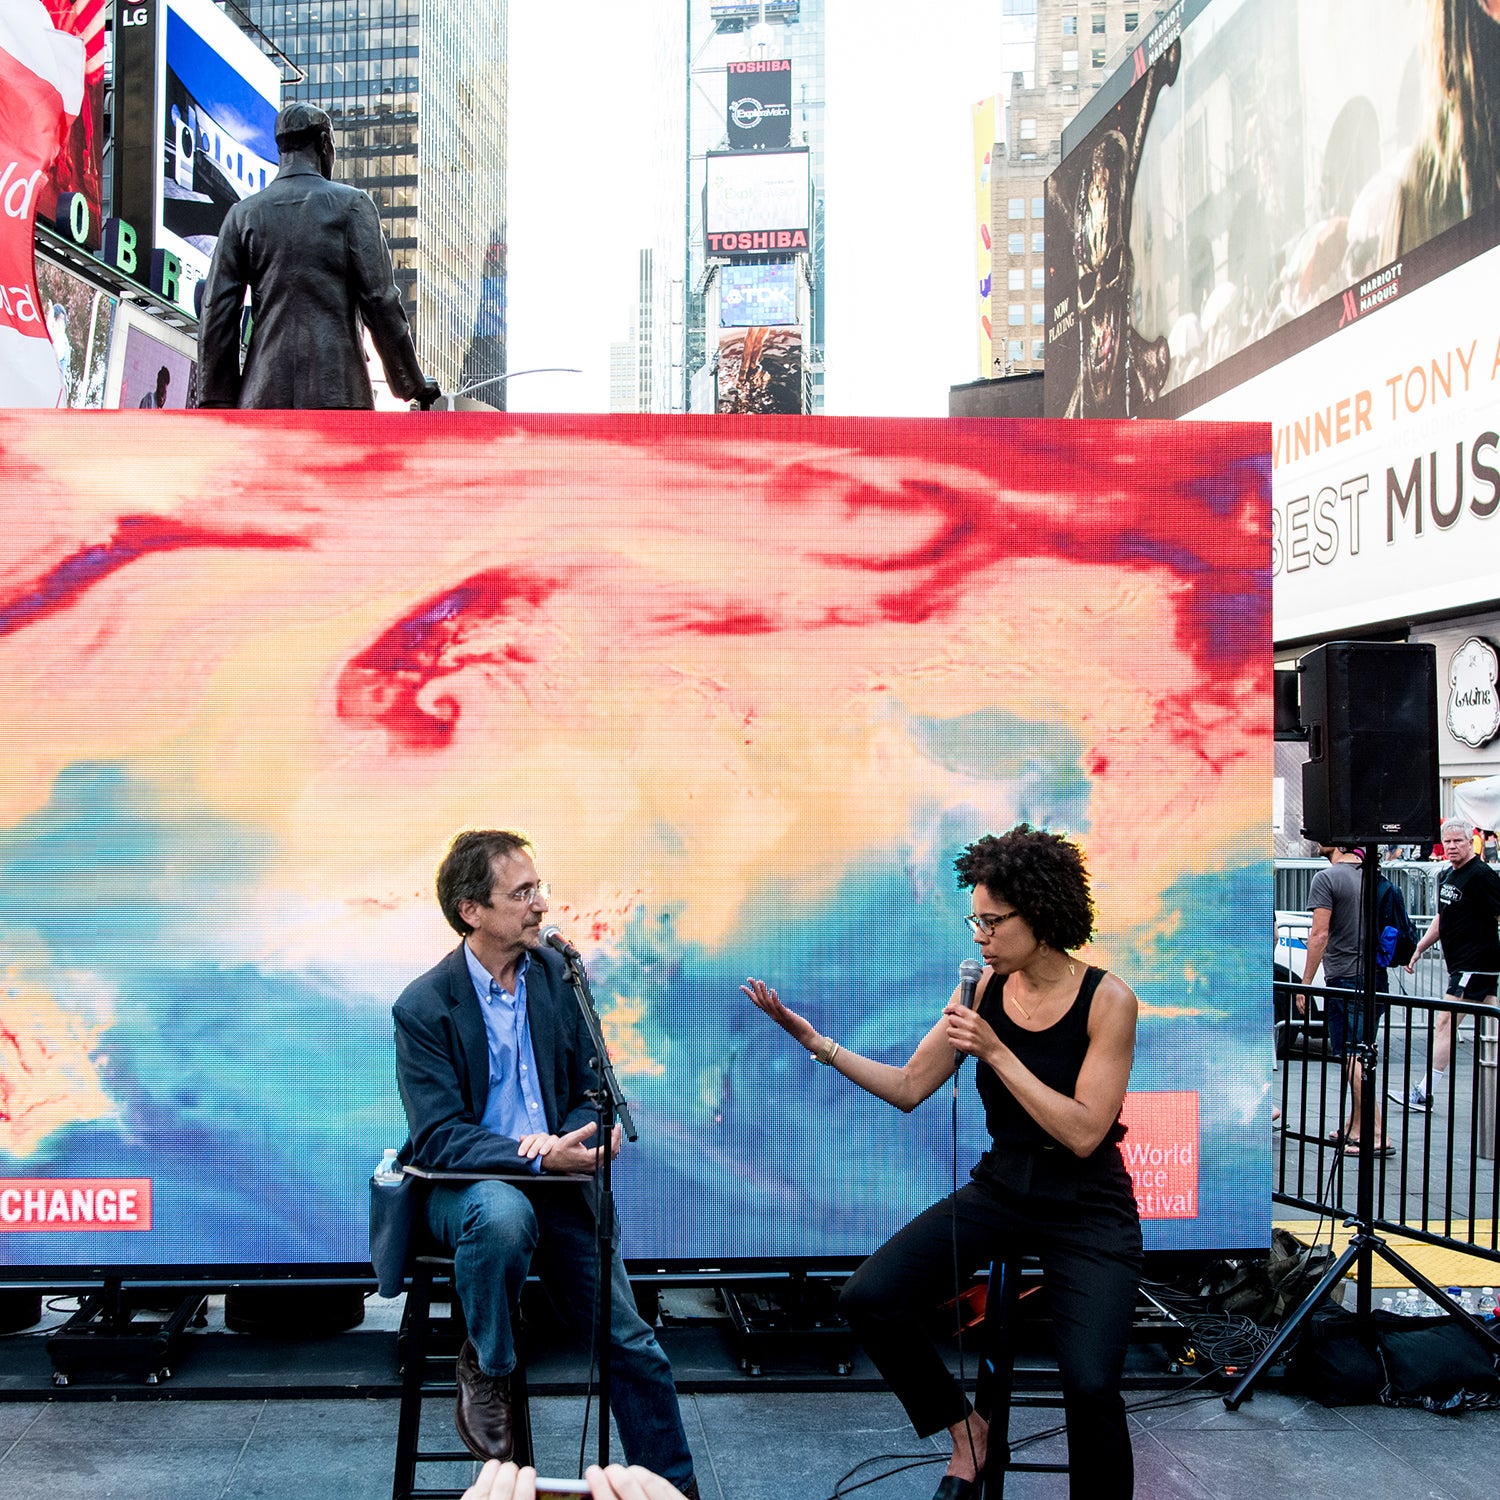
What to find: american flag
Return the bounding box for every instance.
[43,0,105,82]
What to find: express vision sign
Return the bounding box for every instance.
[726,59,791,150]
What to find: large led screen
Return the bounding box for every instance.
[0,413,1269,1272]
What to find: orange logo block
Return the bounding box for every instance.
[0,1178,152,1232]
[1118,1092,1199,1220]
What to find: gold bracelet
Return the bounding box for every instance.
[811,1036,840,1066]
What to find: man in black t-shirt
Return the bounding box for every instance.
[1395,818,1500,1111]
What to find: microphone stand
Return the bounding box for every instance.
[558,948,637,1469]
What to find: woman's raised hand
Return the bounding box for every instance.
[741,977,819,1050]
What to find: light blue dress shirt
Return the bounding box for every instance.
[464,943,547,1172]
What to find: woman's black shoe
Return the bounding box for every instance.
[931,1472,985,1500]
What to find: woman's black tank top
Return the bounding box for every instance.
[973,965,1126,1165]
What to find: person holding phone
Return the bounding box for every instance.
[743,825,1143,1499]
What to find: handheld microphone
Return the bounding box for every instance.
[958,958,984,1010]
[953,959,985,1074]
[540,925,581,961]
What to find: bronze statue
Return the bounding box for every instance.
[197,103,440,410]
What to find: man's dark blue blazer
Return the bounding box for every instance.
[393,943,601,1174]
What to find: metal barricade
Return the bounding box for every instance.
[1273,978,1500,1264]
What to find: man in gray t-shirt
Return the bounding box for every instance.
[1299,845,1389,1153]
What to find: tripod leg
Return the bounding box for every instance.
[1222,1237,1365,1409]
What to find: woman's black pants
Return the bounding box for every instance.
[839,1164,1143,1499]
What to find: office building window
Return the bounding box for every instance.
[1020,117,1037,140]
[1009,196,1025,219]
[1032,303,1045,325]
[1092,48,1106,68]
[1062,16,1077,36]
[1031,195,1044,217]
[1008,339,1024,361]
[1062,49,1078,70]
[1032,339,1046,360]
[1009,232,1025,253]
[1125,11,1139,29]
[1008,304,1025,326]
[1031,231,1044,253]
[1008,268,1025,290]
[1092,14,1106,33]
[1031,266,1044,288]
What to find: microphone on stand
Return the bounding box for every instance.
[540,924,582,961]
[953,958,985,1073]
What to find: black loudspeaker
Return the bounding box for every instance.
[1300,641,1440,845]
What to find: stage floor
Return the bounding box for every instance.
[0,1294,1495,1498]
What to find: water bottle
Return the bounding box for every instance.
[374,1148,402,1184]
[1479,1287,1496,1317]
[1461,1289,1478,1315]
[1393,1289,1414,1315]
[1380,1295,1394,1315]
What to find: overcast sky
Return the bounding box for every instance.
[504,1,1022,416]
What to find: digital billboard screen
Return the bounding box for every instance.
[102,302,199,410]
[35,257,116,408]
[716,326,802,413]
[0,412,1270,1274]
[1043,0,1500,643]
[1046,0,1499,421]
[726,58,791,151]
[157,0,281,293]
[718,263,798,327]
[36,1,106,240]
[705,149,809,255]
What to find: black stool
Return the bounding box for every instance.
[393,1253,533,1500]
[975,1258,1069,1495]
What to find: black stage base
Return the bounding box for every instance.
[0,1286,1205,1403]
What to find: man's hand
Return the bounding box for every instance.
[415,376,442,411]
[585,1463,688,1500]
[461,1461,535,1500]
[526,1121,622,1174]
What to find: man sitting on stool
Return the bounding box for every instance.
[393,830,698,1496]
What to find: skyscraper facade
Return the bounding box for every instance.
[686,0,824,413]
[245,0,507,402]
[987,0,1144,376]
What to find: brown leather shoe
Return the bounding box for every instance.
[454,1338,514,1461]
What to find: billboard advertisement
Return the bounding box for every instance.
[36,256,116,408]
[1046,0,1500,425]
[716,326,802,413]
[103,301,199,409]
[705,148,810,255]
[158,0,281,292]
[1192,228,1500,644]
[0,411,1269,1273]
[36,1,106,240]
[973,95,998,379]
[718,263,798,327]
[726,58,792,151]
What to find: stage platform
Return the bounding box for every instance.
[0,1292,1495,1498]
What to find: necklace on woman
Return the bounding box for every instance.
[1009,953,1079,1020]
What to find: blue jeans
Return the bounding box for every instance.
[423,1178,693,1488]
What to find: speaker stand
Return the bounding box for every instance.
[1224,849,1500,1407]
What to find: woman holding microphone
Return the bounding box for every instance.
[743,825,1142,1500]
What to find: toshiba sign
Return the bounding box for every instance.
[704,148,809,258]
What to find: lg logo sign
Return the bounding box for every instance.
[121,6,150,26]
